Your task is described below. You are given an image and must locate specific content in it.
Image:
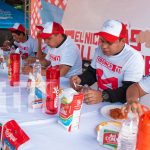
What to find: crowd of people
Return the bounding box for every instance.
[1,19,150,116]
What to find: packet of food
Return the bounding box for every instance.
[96,121,121,150]
[58,88,84,132]
[0,120,30,150]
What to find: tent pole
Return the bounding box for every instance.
[24,0,30,35]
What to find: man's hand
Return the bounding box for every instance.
[121,101,143,116]
[70,76,82,91]
[22,66,33,75]
[41,68,46,76]
[24,57,36,65]
[84,89,103,105]
[40,59,50,67]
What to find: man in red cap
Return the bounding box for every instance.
[22,21,82,78]
[70,19,144,104]
[9,23,38,59]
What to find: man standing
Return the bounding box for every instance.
[71,19,144,104]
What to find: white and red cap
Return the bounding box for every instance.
[95,19,127,42]
[36,24,44,31]
[9,23,25,33]
[37,22,64,39]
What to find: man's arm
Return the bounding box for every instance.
[121,83,147,116]
[36,36,42,58]
[22,58,50,75]
[79,65,97,86]
[36,37,47,59]
[126,83,147,103]
[59,64,71,77]
[41,64,71,77]
[40,59,51,67]
[103,81,136,103]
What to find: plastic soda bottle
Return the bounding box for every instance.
[44,65,60,114]
[117,113,138,150]
[33,59,41,79]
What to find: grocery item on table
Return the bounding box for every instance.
[136,110,150,150]
[33,59,41,79]
[0,120,29,150]
[8,53,20,86]
[43,65,60,114]
[27,72,45,109]
[117,113,139,150]
[96,121,121,150]
[58,88,84,132]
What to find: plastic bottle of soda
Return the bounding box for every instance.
[44,65,60,114]
[117,113,138,150]
[33,59,41,79]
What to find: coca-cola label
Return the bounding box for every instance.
[53,86,59,108]
[2,120,30,149]
[59,103,73,118]
[103,129,118,148]
[46,81,59,111]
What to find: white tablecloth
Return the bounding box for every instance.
[0,70,132,150]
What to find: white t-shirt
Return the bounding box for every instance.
[91,43,144,90]
[139,75,150,93]
[14,36,38,57]
[41,43,49,54]
[45,37,82,78]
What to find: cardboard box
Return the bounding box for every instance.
[97,121,121,150]
[0,120,29,150]
[58,88,84,132]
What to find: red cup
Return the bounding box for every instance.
[43,65,60,114]
[136,110,150,150]
[8,53,20,86]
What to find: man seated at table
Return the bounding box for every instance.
[122,75,150,116]
[70,19,144,104]
[22,21,82,78]
[9,23,38,59]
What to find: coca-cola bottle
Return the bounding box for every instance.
[8,53,20,86]
[44,65,60,114]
